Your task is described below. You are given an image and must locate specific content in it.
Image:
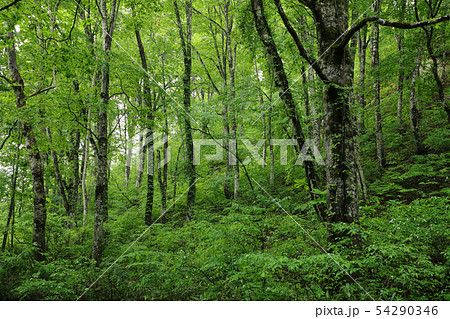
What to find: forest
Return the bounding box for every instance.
[0,0,449,301]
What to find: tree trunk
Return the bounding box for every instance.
[357,26,368,132]
[172,140,183,215]
[262,113,266,169]
[273,0,360,243]
[81,122,90,227]
[308,69,321,148]
[174,0,196,222]
[136,125,146,188]
[396,0,406,131]
[229,40,239,200]
[47,128,73,227]
[160,57,169,219]
[125,114,133,187]
[7,31,47,261]
[371,0,386,171]
[80,7,96,228]
[145,127,154,225]
[423,26,450,123]
[134,25,155,226]
[157,150,166,220]
[68,82,82,226]
[410,45,426,155]
[223,106,232,199]
[2,122,21,253]
[251,0,325,221]
[269,110,274,187]
[302,67,311,136]
[314,0,360,245]
[93,0,119,265]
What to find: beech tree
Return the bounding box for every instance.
[174,0,196,221]
[6,29,48,261]
[92,0,120,264]
[257,0,450,245]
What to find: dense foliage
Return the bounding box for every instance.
[0,0,449,301]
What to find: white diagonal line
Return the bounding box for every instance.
[252,178,376,301]
[251,0,378,125]
[76,178,200,301]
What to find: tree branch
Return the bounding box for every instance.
[26,86,55,99]
[192,6,226,33]
[339,14,450,49]
[0,120,18,151]
[192,46,221,94]
[0,74,13,84]
[273,0,330,83]
[0,0,22,11]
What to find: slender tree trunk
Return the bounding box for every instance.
[69,128,80,226]
[136,125,146,188]
[93,0,119,265]
[174,0,196,222]
[251,0,325,221]
[80,6,96,228]
[134,25,155,226]
[371,0,386,171]
[82,119,90,227]
[223,107,232,199]
[159,57,169,219]
[47,128,73,227]
[2,122,21,253]
[172,141,183,215]
[125,114,133,187]
[358,26,368,132]
[221,53,232,199]
[410,45,426,155]
[145,124,154,225]
[423,26,450,123]
[269,104,274,187]
[229,41,239,200]
[7,31,47,261]
[68,82,82,226]
[308,69,321,148]
[157,149,167,220]
[302,67,311,136]
[262,107,266,169]
[396,0,406,131]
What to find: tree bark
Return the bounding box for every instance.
[2,122,21,253]
[396,0,406,131]
[269,107,274,187]
[271,0,361,244]
[371,0,386,171]
[410,45,426,155]
[81,116,90,227]
[7,31,47,261]
[47,128,73,227]
[125,113,133,187]
[93,0,119,265]
[160,56,169,219]
[134,24,155,226]
[251,0,325,221]
[357,26,368,132]
[308,69,321,148]
[174,0,196,222]
[136,123,146,188]
[228,37,239,200]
